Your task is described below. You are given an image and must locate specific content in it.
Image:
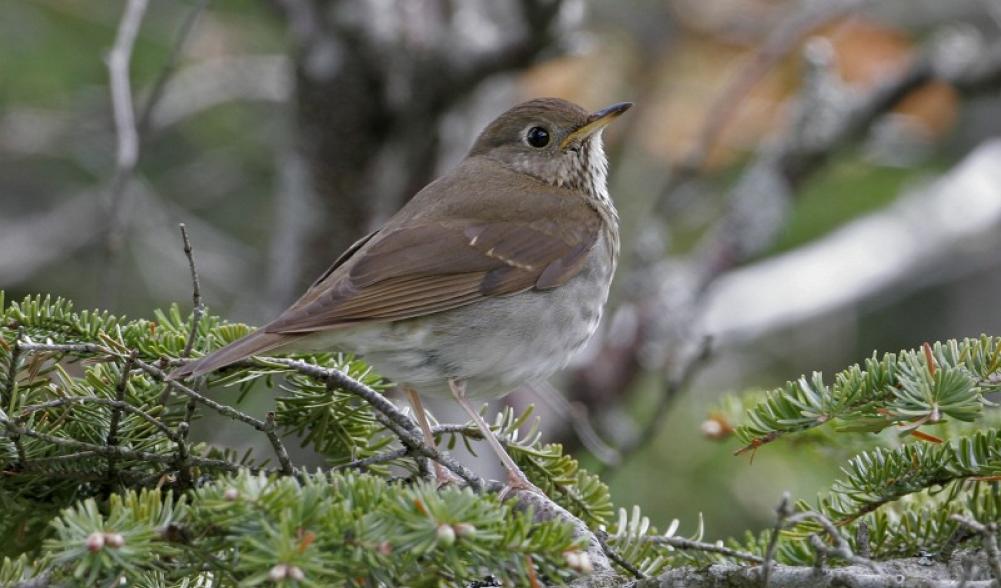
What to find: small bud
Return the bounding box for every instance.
[288,566,305,581]
[700,413,734,440]
[453,523,476,538]
[436,523,456,546]
[223,488,239,501]
[269,564,288,581]
[564,550,592,573]
[104,532,125,548]
[86,532,105,553]
[377,541,393,556]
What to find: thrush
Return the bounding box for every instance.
[170,97,631,492]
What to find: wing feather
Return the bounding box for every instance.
[266,199,602,335]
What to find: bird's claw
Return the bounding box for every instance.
[497,470,543,500]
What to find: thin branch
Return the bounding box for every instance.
[267,357,483,487]
[272,358,420,436]
[135,0,210,136]
[3,329,29,469]
[20,397,177,441]
[105,349,138,481]
[106,0,147,176]
[951,515,1001,583]
[336,447,410,471]
[101,0,209,302]
[264,411,293,475]
[174,420,192,486]
[100,0,149,302]
[2,328,23,408]
[138,359,268,431]
[596,530,648,579]
[178,223,205,358]
[855,521,871,559]
[761,493,793,585]
[17,341,109,356]
[785,510,882,573]
[28,451,102,465]
[642,535,764,564]
[0,414,238,472]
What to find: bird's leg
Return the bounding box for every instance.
[448,378,541,497]
[404,387,457,486]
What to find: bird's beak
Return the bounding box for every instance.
[560,101,633,150]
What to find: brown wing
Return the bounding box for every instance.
[264,216,601,334]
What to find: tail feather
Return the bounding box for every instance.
[168,330,291,380]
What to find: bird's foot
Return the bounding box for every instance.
[497,469,544,500]
[432,463,462,488]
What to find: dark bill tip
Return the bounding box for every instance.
[588,101,633,122]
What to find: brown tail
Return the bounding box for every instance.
[168,329,292,380]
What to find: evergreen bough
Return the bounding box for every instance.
[2,291,1000,586]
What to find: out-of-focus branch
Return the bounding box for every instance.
[658,0,867,205]
[135,0,210,136]
[567,24,1001,467]
[101,0,209,303]
[106,0,147,178]
[269,0,568,305]
[100,0,148,303]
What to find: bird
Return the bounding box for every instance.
[170,97,631,493]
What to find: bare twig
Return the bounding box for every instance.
[139,359,268,431]
[0,414,238,472]
[2,329,29,469]
[596,530,648,579]
[951,515,1001,583]
[267,358,482,486]
[174,421,192,486]
[105,350,138,480]
[264,411,293,475]
[856,521,871,559]
[642,535,765,564]
[761,493,793,585]
[17,341,109,356]
[2,328,23,408]
[178,224,205,358]
[337,447,410,471]
[271,358,420,437]
[786,510,882,573]
[21,396,178,441]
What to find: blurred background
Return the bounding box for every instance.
[3,0,1001,541]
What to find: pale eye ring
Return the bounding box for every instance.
[525,126,550,148]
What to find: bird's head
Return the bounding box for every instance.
[469,98,632,205]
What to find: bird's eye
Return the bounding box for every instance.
[526,126,550,148]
